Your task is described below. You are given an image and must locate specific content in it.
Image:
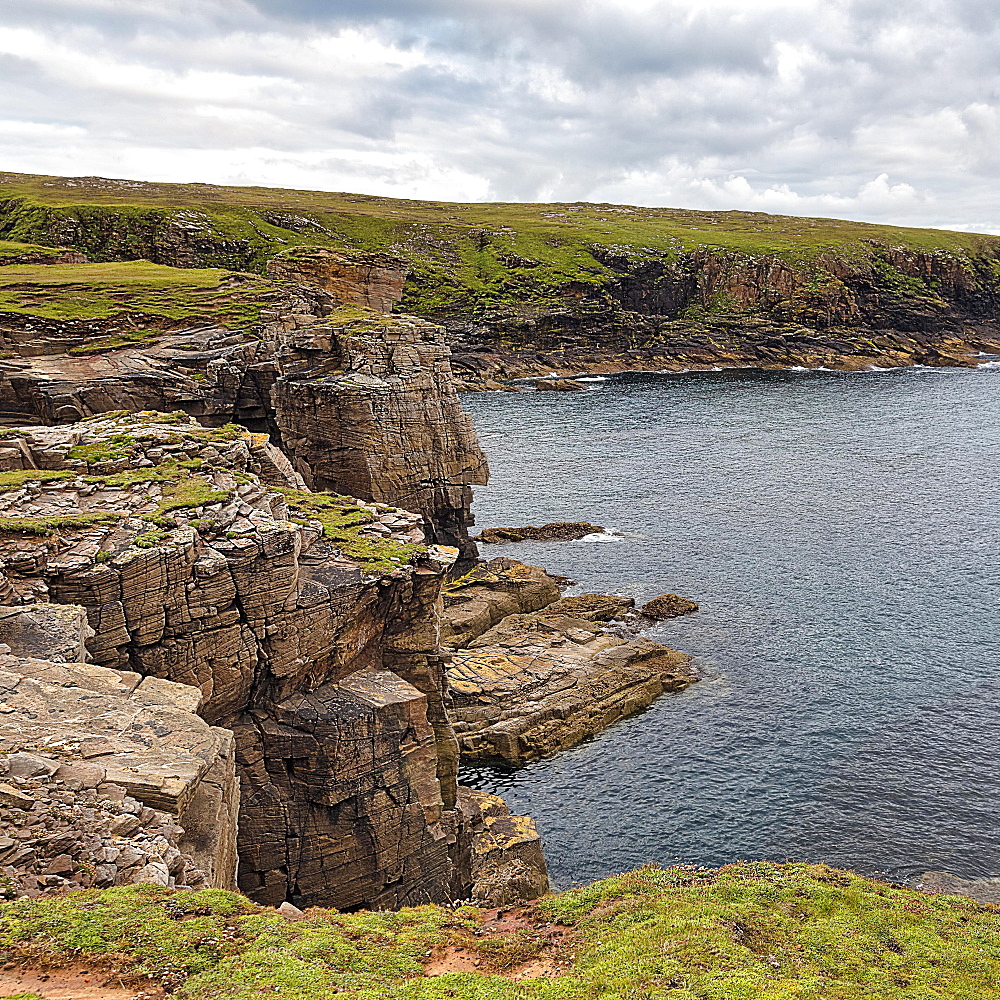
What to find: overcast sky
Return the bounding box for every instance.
[3,0,1000,231]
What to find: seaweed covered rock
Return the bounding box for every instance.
[476,522,604,544]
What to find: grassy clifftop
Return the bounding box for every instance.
[1,863,999,999]
[2,171,999,322]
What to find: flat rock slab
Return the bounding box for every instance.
[440,557,561,650]
[447,611,697,764]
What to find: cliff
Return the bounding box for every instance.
[3,171,1000,384]
[0,414,539,911]
[0,254,486,559]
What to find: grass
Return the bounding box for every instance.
[0,259,284,331]
[0,865,998,999]
[271,485,427,575]
[2,170,999,323]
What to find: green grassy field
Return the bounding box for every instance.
[0,259,283,330]
[0,863,997,1000]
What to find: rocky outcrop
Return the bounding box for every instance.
[439,558,562,650]
[477,522,605,544]
[458,787,549,907]
[444,245,1000,387]
[270,309,488,562]
[447,610,697,764]
[266,247,407,314]
[545,593,636,621]
[0,295,487,559]
[0,413,509,910]
[642,594,699,619]
[0,602,237,897]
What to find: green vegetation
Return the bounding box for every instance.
[272,485,426,574]
[2,170,999,323]
[68,328,161,354]
[0,238,74,265]
[0,470,74,491]
[0,259,282,331]
[0,865,998,999]
[0,512,120,536]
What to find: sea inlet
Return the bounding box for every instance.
[459,365,1000,889]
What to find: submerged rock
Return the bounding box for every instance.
[477,521,605,544]
[642,593,699,619]
[533,378,586,391]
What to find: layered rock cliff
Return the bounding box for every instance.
[0,414,538,909]
[0,255,486,559]
[4,172,1000,386]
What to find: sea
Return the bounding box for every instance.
[458,364,1000,889]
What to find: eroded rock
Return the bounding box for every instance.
[439,558,562,650]
[447,610,697,764]
[642,594,699,619]
[477,522,605,544]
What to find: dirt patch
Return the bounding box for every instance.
[0,964,162,1000]
[424,906,571,981]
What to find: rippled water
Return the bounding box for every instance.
[458,366,1000,889]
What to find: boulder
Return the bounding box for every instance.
[641,594,699,619]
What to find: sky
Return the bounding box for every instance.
[2,0,1000,231]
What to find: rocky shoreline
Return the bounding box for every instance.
[0,172,996,923]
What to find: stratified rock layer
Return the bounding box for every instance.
[448,610,697,764]
[439,558,562,650]
[0,413,495,909]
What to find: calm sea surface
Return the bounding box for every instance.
[458,366,1000,889]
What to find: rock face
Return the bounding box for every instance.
[0,265,487,560]
[0,606,238,896]
[439,558,562,650]
[458,787,549,907]
[270,309,488,562]
[447,610,697,764]
[444,245,1000,387]
[0,413,509,909]
[266,247,407,314]
[477,522,605,544]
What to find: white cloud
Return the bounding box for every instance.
[2,0,1000,231]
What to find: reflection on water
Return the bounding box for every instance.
[459,367,1000,888]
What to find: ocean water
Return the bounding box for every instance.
[458,366,1000,889]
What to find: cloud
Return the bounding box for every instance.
[2,0,1000,230]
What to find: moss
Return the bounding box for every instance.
[68,329,160,354]
[134,530,171,548]
[0,470,74,491]
[1,866,1000,999]
[270,485,426,575]
[0,512,119,536]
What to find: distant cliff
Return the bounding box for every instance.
[3,171,1000,384]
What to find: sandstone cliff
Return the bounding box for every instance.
[0,258,487,560]
[0,414,537,910]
